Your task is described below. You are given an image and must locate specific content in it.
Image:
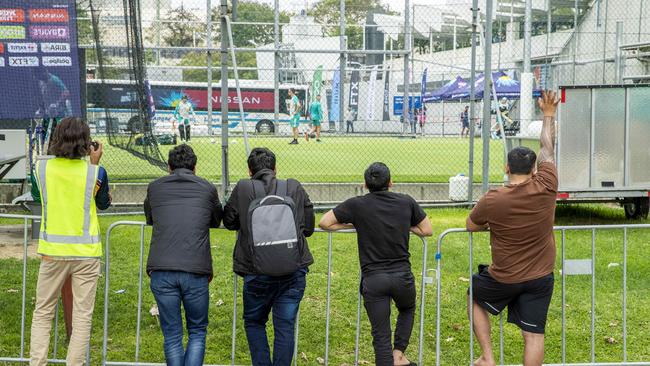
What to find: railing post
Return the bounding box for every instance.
[231,275,238,366]
[417,237,429,365]
[134,224,145,362]
[324,232,333,365]
[20,217,28,359]
[623,227,628,362]
[468,231,474,364]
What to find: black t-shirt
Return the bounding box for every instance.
[333,191,427,275]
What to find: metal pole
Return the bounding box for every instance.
[561,230,566,364]
[572,0,578,84]
[354,272,362,365]
[20,218,28,358]
[338,0,346,130]
[324,233,333,365]
[417,237,429,365]
[482,0,494,194]
[156,0,161,65]
[403,0,411,136]
[274,0,279,131]
[220,0,230,198]
[231,275,238,366]
[225,17,251,155]
[591,229,596,363]
[524,0,532,73]
[545,0,552,88]
[135,225,145,362]
[623,228,628,362]
[468,0,479,203]
[639,0,645,42]
[207,0,213,136]
[468,232,474,364]
[601,0,610,84]
[615,21,623,83]
[520,0,534,134]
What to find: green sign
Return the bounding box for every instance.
[0,26,25,40]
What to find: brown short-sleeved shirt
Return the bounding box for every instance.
[470,162,558,284]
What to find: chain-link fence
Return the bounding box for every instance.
[2,0,649,205]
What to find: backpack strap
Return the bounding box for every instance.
[275,179,288,197]
[251,179,266,200]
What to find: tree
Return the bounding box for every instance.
[211,1,290,48]
[150,6,204,47]
[309,0,390,50]
[179,51,258,82]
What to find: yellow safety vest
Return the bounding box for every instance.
[35,157,102,258]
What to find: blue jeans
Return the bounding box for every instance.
[243,269,307,366]
[150,271,209,366]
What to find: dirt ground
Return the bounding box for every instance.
[0,225,39,259]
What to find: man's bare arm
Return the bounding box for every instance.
[537,90,560,165]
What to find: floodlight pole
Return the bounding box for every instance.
[220,0,230,198]
[482,0,493,194]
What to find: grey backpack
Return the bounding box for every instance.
[247,179,302,276]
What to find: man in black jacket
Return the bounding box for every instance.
[144,144,223,366]
[223,147,314,366]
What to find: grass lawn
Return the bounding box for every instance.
[100,135,508,184]
[1,205,649,365]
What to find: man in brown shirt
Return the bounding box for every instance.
[466,90,560,366]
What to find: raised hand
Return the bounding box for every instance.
[537,90,560,118]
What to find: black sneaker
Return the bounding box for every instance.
[289,139,298,145]
[316,138,321,142]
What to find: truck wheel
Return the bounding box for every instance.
[624,197,650,219]
[256,119,275,134]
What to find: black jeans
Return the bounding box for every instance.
[361,271,416,366]
[179,124,191,141]
[346,120,354,133]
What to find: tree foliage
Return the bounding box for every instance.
[154,6,204,47]
[213,1,291,48]
[309,0,390,49]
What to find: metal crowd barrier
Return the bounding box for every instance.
[0,213,91,365]
[101,222,431,366]
[435,224,650,366]
[2,212,650,366]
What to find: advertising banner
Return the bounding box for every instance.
[366,65,378,123]
[382,67,390,121]
[0,0,81,119]
[330,66,341,123]
[348,68,360,120]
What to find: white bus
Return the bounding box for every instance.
[86,79,309,136]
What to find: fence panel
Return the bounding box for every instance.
[434,224,650,366]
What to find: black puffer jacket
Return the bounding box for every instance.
[223,169,315,275]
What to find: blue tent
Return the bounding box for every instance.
[422,76,468,103]
[442,71,540,100]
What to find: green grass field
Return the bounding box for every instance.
[100,135,509,184]
[1,206,649,365]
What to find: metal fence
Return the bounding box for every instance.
[2,213,650,364]
[436,224,650,366]
[4,0,650,205]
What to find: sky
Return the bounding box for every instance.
[171,0,443,14]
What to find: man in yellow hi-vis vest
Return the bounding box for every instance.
[30,117,111,366]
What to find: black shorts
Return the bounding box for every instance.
[470,264,554,334]
[462,121,469,128]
